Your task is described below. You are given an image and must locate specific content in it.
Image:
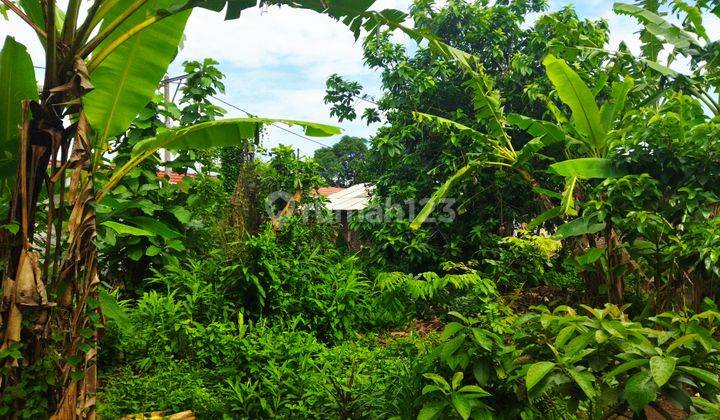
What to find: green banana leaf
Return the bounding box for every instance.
[132,117,339,156]
[84,0,191,145]
[543,55,606,155]
[0,36,38,181]
[549,158,623,180]
[100,118,340,198]
[614,3,702,51]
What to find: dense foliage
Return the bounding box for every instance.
[94,0,720,418]
[1,0,719,418]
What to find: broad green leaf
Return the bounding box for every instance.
[666,334,699,354]
[458,385,490,397]
[543,55,606,153]
[101,221,154,237]
[442,322,465,339]
[131,216,182,239]
[84,1,191,144]
[181,0,377,23]
[576,247,605,266]
[555,326,576,348]
[441,334,466,362]
[514,120,565,163]
[507,113,565,145]
[146,245,161,256]
[18,0,45,30]
[452,395,472,420]
[465,72,506,139]
[418,402,445,420]
[0,36,38,181]
[526,361,556,391]
[565,332,595,356]
[625,371,658,413]
[423,373,450,390]
[170,206,192,224]
[133,118,339,156]
[451,372,464,390]
[673,1,709,41]
[549,158,623,179]
[568,368,596,399]
[600,77,634,133]
[471,328,493,350]
[414,112,482,135]
[650,356,676,387]
[554,217,606,239]
[614,3,702,51]
[99,288,131,332]
[527,206,563,231]
[164,0,256,20]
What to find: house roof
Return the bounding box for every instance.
[315,186,345,197]
[326,183,373,211]
[157,171,197,184]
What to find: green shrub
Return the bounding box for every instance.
[419,304,720,418]
[484,235,577,290]
[99,362,226,419]
[100,320,436,419]
[243,220,371,342]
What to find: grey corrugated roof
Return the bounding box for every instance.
[326,183,373,211]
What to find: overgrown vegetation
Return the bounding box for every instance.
[1,0,719,418]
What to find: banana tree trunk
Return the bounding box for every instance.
[0,63,99,419]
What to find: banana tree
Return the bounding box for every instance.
[0,0,370,417]
[406,48,634,302]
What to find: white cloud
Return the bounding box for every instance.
[2,0,717,156]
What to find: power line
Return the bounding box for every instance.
[208,95,333,149]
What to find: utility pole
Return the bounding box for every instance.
[163,79,172,170]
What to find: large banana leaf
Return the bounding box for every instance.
[543,55,606,155]
[99,118,340,198]
[164,1,376,25]
[0,36,38,180]
[507,114,564,144]
[84,1,191,145]
[18,0,45,30]
[614,3,702,51]
[549,158,623,179]
[507,113,565,164]
[132,118,339,155]
[165,0,255,19]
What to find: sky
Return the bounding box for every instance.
[1,1,718,156]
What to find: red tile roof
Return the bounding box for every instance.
[157,171,197,184]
